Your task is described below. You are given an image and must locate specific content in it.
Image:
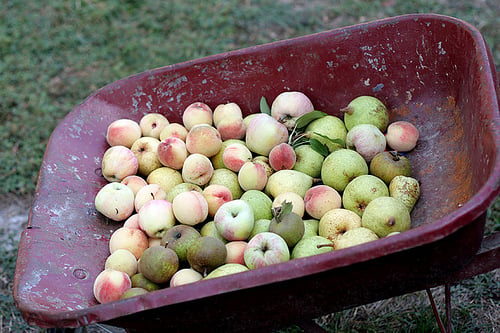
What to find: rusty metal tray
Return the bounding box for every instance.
[14,14,500,332]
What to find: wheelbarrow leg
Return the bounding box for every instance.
[426,283,453,333]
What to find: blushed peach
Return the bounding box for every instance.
[268,143,296,171]
[157,136,188,170]
[159,122,188,141]
[222,142,252,172]
[182,153,214,186]
[106,118,142,148]
[185,124,222,157]
[93,269,132,304]
[109,227,149,260]
[385,121,419,152]
[172,191,209,226]
[304,185,342,220]
[182,102,213,131]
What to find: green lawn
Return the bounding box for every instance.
[1,0,498,332]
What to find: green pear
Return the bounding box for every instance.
[389,175,421,212]
[341,95,389,132]
[248,219,271,240]
[265,169,314,198]
[240,190,273,221]
[292,145,325,178]
[321,149,368,192]
[342,175,389,217]
[291,236,334,259]
[200,221,227,244]
[269,201,305,248]
[120,287,149,299]
[334,227,379,250]
[362,196,411,237]
[204,263,249,279]
[166,182,203,202]
[305,115,347,152]
[370,151,412,185]
[138,245,179,284]
[161,225,201,263]
[302,219,319,239]
[187,236,227,276]
[130,272,161,291]
[209,168,243,199]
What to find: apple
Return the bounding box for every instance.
[185,124,222,157]
[181,153,214,186]
[202,184,233,217]
[172,190,209,226]
[138,199,176,238]
[211,139,247,170]
[93,269,131,304]
[157,136,188,170]
[214,199,254,241]
[139,113,169,139]
[134,183,167,212]
[161,224,201,263]
[245,113,289,156]
[182,101,213,131]
[106,118,142,148]
[244,232,290,269]
[95,182,135,221]
[101,145,139,182]
[225,240,248,265]
[109,227,149,260]
[270,91,314,130]
[345,124,386,162]
[104,248,138,277]
[121,175,147,196]
[170,268,203,287]
[123,213,140,230]
[303,185,342,220]
[130,136,162,177]
[148,237,161,248]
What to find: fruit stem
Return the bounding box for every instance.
[389,150,401,161]
[317,243,334,249]
[340,106,353,115]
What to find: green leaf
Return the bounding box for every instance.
[260,96,271,115]
[294,110,328,128]
[312,132,346,148]
[309,138,329,156]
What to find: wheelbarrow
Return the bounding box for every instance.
[13,13,500,332]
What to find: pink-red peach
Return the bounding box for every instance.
[182,102,213,130]
[109,227,149,260]
[385,121,419,152]
[106,119,142,148]
[268,143,296,171]
[185,124,222,157]
[304,185,342,220]
[93,269,132,304]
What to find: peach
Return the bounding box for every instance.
[237,161,268,191]
[105,249,138,277]
[225,240,247,265]
[159,122,188,141]
[272,192,305,217]
[172,190,209,226]
[170,268,203,287]
[134,183,167,212]
[130,136,162,177]
[245,113,289,156]
[385,121,419,152]
[93,269,132,304]
[139,113,169,139]
[211,139,246,169]
[101,145,139,182]
[213,102,243,127]
[157,136,188,170]
[182,153,214,186]
[185,124,222,157]
[202,184,233,217]
[252,155,274,178]
[216,116,246,141]
[182,102,213,131]
[148,237,162,248]
[268,143,296,171]
[304,185,342,220]
[121,175,147,196]
[222,142,253,172]
[106,118,142,148]
[109,227,149,260]
[123,214,140,229]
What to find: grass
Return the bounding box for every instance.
[0,0,499,332]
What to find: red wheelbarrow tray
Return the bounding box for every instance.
[13,13,500,332]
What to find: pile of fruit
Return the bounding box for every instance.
[92,92,421,304]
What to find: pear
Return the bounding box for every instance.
[321,149,368,192]
[138,245,179,284]
[187,236,227,276]
[302,219,320,239]
[292,145,325,178]
[334,227,379,250]
[265,169,314,198]
[209,168,244,199]
[200,221,227,244]
[161,225,201,263]
[342,175,389,217]
[389,175,421,212]
[130,272,161,291]
[291,236,334,259]
[240,190,273,221]
[341,95,389,132]
[248,219,271,240]
[305,115,347,152]
[120,287,149,299]
[370,151,412,185]
[166,182,203,202]
[269,201,305,248]
[204,263,249,279]
[361,196,411,237]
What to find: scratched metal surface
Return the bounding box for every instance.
[13,14,500,331]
